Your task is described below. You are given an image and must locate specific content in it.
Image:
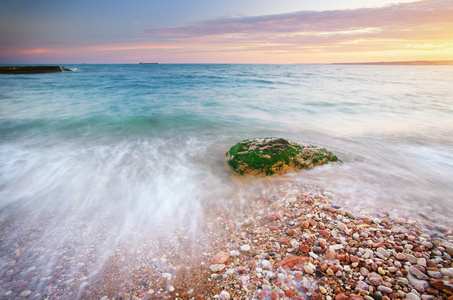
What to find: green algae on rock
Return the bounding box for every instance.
[226,137,341,176]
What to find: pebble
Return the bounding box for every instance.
[446,246,453,256]
[230,250,240,257]
[396,253,406,260]
[240,245,251,252]
[417,258,427,267]
[377,267,386,275]
[337,222,348,231]
[377,285,393,294]
[406,292,421,300]
[211,251,230,264]
[304,264,314,274]
[387,266,397,273]
[325,248,336,260]
[406,253,418,264]
[427,270,442,278]
[409,266,428,280]
[219,290,231,299]
[210,264,226,272]
[20,291,32,297]
[345,211,355,219]
[406,272,429,288]
[377,247,390,258]
[368,272,383,286]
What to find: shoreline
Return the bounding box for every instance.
[1,182,452,299]
[88,183,453,300]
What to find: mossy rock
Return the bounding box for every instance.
[226,137,341,176]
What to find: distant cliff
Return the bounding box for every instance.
[0,66,71,74]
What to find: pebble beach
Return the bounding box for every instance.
[1,183,453,300]
[89,183,453,300]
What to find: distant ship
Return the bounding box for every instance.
[139,62,158,64]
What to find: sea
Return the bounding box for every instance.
[1,64,452,297]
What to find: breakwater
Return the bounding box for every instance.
[0,66,70,74]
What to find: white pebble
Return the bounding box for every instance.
[240,245,251,251]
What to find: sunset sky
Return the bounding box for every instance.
[1,0,452,64]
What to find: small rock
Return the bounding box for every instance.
[304,264,314,274]
[446,246,453,256]
[429,278,453,293]
[388,267,397,273]
[230,250,240,257]
[346,211,356,219]
[396,253,406,260]
[422,241,434,249]
[211,251,230,264]
[210,264,226,272]
[410,266,429,280]
[275,255,308,269]
[427,270,442,278]
[406,292,421,300]
[20,291,32,297]
[377,285,393,294]
[240,245,251,251]
[417,258,427,267]
[377,247,390,258]
[368,272,383,286]
[337,222,348,231]
[325,248,336,260]
[219,290,230,299]
[406,253,418,264]
[407,272,429,288]
[336,293,347,300]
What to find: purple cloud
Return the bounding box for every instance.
[138,0,453,43]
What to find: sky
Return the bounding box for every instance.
[0,0,452,64]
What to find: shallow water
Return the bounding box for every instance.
[1,64,453,297]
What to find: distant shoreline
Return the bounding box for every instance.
[332,60,453,65]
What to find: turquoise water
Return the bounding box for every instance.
[1,64,453,296]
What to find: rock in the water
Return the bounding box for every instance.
[226,137,341,176]
[0,66,67,74]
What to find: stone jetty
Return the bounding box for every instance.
[0,66,71,74]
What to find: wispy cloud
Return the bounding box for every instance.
[137,0,453,55]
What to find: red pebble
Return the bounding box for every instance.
[285,290,294,297]
[312,293,323,300]
[268,215,277,221]
[271,292,279,300]
[350,256,359,263]
[299,244,310,253]
[320,229,330,237]
[336,293,348,300]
